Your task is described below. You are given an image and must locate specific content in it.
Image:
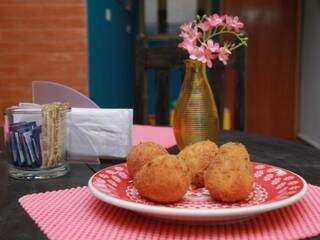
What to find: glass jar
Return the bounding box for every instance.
[4,103,70,180]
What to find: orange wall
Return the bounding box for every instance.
[221,0,300,139]
[0,0,88,124]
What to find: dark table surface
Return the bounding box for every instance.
[0,131,320,240]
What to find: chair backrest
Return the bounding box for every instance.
[32,81,99,108]
[134,37,187,126]
[134,36,246,129]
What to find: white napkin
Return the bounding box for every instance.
[68,108,133,161]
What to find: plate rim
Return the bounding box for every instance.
[88,163,308,217]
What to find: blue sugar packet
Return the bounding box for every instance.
[31,138,40,165]
[9,121,37,167]
[14,131,25,166]
[23,131,39,167]
[9,131,20,166]
[20,133,33,167]
[30,126,42,166]
[16,126,34,167]
[9,122,29,165]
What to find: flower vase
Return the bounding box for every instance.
[173,59,219,150]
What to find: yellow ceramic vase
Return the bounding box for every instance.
[173,59,219,150]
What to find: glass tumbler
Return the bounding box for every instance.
[4,103,70,180]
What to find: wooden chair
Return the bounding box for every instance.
[134,36,246,130]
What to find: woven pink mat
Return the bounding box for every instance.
[19,185,320,240]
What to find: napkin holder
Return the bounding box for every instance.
[7,104,133,164]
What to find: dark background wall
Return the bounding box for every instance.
[86,0,300,139]
[86,0,219,114]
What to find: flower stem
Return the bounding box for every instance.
[208,29,247,49]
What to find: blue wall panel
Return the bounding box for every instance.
[86,0,134,108]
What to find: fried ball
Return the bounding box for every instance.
[127,142,168,178]
[178,140,218,188]
[133,154,191,203]
[204,142,254,202]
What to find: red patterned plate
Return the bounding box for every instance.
[88,162,307,223]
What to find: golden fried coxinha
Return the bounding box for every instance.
[127,140,254,204]
[204,142,254,202]
[178,140,218,188]
[127,142,168,178]
[133,154,191,203]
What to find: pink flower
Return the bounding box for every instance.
[177,14,246,68]
[180,22,193,32]
[225,15,244,32]
[207,14,224,27]
[190,45,216,68]
[201,47,216,68]
[189,46,203,61]
[218,47,231,65]
[198,20,211,32]
[179,22,201,41]
[178,38,195,53]
[206,39,220,53]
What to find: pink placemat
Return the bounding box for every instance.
[132,125,176,148]
[19,185,320,240]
